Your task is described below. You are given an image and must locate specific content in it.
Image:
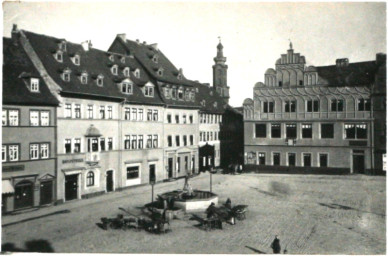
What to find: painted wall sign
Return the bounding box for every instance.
[3,165,25,172]
[62,159,84,164]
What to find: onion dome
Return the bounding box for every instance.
[85,124,102,137]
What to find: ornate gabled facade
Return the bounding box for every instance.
[243,44,386,174]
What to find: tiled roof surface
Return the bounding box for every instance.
[23,31,164,105]
[316,61,378,87]
[112,37,227,113]
[3,38,59,106]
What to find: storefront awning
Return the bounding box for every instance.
[2,180,14,194]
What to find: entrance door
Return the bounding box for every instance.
[106,171,113,192]
[353,154,365,174]
[65,174,78,201]
[40,180,53,205]
[168,158,173,178]
[14,180,34,210]
[149,164,156,183]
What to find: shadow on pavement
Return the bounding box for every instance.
[318,202,385,217]
[245,245,267,254]
[2,239,54,252]
[250,187,277,197]
[2,209,71,227]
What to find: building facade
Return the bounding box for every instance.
[2,36,59,212]
[243,44,386,174]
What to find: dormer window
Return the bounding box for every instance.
[111,65,118,75]
[177,74,183,80]
[80,72,88,84]
[121,81,133,94]
[144,83,154,97]
[201,100,206,107]
[59,41,67,51]
[171,88,177,99]
[62,68,72,82]
[177,68,183,80]
[96,75,104,87]
[152,55,158,63]
[72,55,80,65]
[121,57,125,63]
[133,69,140,78]
[213,102,218,108]
[109,55,114,62]
[30,78,39,92]
[178,88,184,100]
[157,68,164,76]
[185,91,190,101]
[190,91,195,102]
[164,88,170,99]
[123,67,130,77]
[55,51,63,62]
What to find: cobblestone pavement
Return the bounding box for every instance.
[2,173,386,254]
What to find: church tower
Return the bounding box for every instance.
[213,38,230,104]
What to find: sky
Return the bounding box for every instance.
[3,1,386,107]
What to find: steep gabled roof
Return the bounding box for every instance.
[316,61,378,87]
[3,38,59,106]
[22,30,164,105]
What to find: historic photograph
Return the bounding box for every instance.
[1,1,386,254]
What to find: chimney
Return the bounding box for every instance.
[117,33,126,42]
[376,53,386,66]
[88,40,92,49]
[143,41,147,45]
[81,40,90,51]
[150,43,158,51]
[336,58,349,67]
[11,24,19,45]
[136,39,140,44]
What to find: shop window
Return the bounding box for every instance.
[255,124,266,138]
[127,166,139,179]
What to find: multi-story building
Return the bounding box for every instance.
[243,43,386,174]
[2,35,59,212]
[4,25,244,208]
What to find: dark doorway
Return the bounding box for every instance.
[14,180,34,210]
[40,180,53,205]
[149,164,156,183]
[168,158,173,178]
[353,154,365,174]
[65,174,78,201]
[199,144,215,172]
[106,171,113,192]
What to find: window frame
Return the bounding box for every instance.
[255,123,267,138]
[8,144,20,162]
[86,171,95,187]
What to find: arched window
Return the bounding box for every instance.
[86,171,94,187]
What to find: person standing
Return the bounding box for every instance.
[271,235,281,254]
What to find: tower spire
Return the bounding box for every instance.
[289,39,293,50]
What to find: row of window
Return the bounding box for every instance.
[166,113,194,124]
[64,137,113,154]
[163,87,195,102]
[261,98,371,113]
[64,104,113,119]
[125,108,158,121]
[2,143,50,162]
[255,123,367,140]
[200,131,219,142]
[3,109,50,127]
[199,114,222,124]
[124,135,158,150]
[248,152,329,167]
[167,135,195,147]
